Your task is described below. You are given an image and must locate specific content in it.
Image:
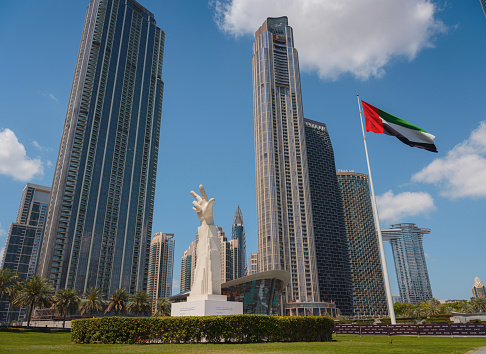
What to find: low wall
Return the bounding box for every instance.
[22,320,71,328]
[334,323,486,336]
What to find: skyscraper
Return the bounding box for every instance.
[481,0,486,18]
[0,184,51,322]
[304,119,354,316]
[231,206,246,277]
[382,223,433,304]
[337,172,388,317]
[147,232,174,312]
[253,17,352,315]
[37,0,165,296]
[218,226,240,283]
[472,277,486,299]
[248,253,258,275]
[180,237,197,293]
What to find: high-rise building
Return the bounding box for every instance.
[481,0,486,18]
[37,0,165,296]
[0,184,51,322]
[147,232,174,312]
[304,120,354,316]
[231,206,246,277]
[382,223,433,304]
[337,172,387,317]
[253,17,352,315]
[472,277,486,299]
[248,253,258,275]
[180,237,197,293]
[218,226,240,283]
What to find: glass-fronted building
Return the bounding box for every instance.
[37,0,165,296]
[231,206,246,277]
[382,223,433,304]
[337,172,387,317]
[0,184,51,323]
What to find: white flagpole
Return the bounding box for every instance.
[356,94,396,325]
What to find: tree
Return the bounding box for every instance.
[126,291,151,316]
[393,302,413,317]
[52,288,79,328]
[459,302,475,314]
[0,268,19,302]
[153,297,171,317]
[79,287,106,318]
[11,276,54,327]
[105,288,129,316]
[470,297,486,313]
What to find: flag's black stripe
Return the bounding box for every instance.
[383,123,438,153]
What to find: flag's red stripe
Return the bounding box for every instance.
[362,100,384,133]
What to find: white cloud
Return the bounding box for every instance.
[0,128,44,181]
[0,247,4,264]
[211,0,446,79]
[377,190,436,224]
[48,93,58,102]
[33,140,52,152]
[412,121,486,199]
[0,223,6,238]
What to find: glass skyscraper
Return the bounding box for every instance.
[0,184,51,323]
[337,172,387,317]
[147,232,174,312]
[481,0,486,18]
[231,206,246,277]
[253,17,352,315]
[37,0,165,296]
[382,223,433,304]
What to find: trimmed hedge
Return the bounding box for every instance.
[71,315,334,344]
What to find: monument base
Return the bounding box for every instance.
[171,298,243,317]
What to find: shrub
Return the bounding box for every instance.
[71,315,334,344]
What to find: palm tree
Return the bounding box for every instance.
[0,268,19,302]
[470,297,486,313]
[153,297,171,317]
[79,287,106,318]
[459,302,474,314]
[126,291,151,316]
[52,288,79,328]
[105,288,129,316]
[11,276,54,327]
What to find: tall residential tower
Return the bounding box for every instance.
[253,17,353,315]
[37,0,165,296]
[337,172,387,317]
[147,232,174,312]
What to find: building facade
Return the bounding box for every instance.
[305,120,354,316]
[472,277,486,299]
[253,17,351,315]
[147,232,174,312]
[37,0,165,296]
[180,237,197,293]
[382,223,433,304]
[0,184,51,323]
[336,172,387,317]
[248,253,258,275]
[231,206,246,277]
[481,0,486,18]
[218,226,240,283]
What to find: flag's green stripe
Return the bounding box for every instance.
[377,108,428,133]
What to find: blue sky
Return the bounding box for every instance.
[0,0,485,300]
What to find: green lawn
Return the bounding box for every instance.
[0,330,485,353]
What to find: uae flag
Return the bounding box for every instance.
[362,101,437,153]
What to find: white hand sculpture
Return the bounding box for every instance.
[191,184,215,226]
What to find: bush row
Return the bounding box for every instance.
[71,315,334,344]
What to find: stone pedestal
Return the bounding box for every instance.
[171,295,243,316]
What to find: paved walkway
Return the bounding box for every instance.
[468,347,486,353]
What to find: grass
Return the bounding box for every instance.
[0,330,485,353]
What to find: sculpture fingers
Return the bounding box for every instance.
[190,190,202,202]
[199,184,208,201]
[192,207,200,213]
[207,198,215,208]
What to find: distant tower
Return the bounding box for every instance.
[180,237,197,293]
[248,253,258,275]
[37,0,165,296]
[0,184,51,322]
[337,172,387,317]
[218,226,240,282]
[147,233,174,312]
[382,223,433,304]
[472,277,486,299]
[231,206,246,277]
